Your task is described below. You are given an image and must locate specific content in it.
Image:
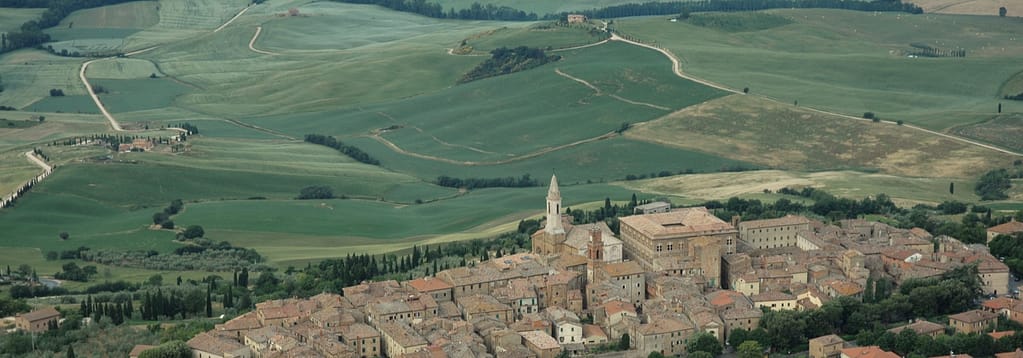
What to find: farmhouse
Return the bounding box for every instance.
[988,219,1023,243]
[949,309,998,334]
[15,307,60,333]
[567,14,587,23]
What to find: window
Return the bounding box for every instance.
[656,244,663,252]
[667,243,673,251]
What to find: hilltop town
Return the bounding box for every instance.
[101,175,1016,358]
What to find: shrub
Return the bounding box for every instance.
[297,185,334,200]
[49,89,65,96]
[863,112,875,119]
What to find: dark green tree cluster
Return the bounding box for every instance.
[54,262,98,282]
[296,185,335,200]
[908,43,966,57]
[137,340,191,358]
[989,233,1023,277]
[975,168,1013,200]
[139,288,207,320]
[459,46,561,83]
[52,134,175,148]
[562,0,922,20]
[0,0,139,53]
[746,266,982,352]
[304,134,380,165]
[170,122,199,135]
[80,295,133,325]
[152,199,183,229]
[333,0,537,20]
[0,296,31,317]
[435,174,539,189]
[714,188,901,222]
[9,284,68,298]
[936,200,968,214]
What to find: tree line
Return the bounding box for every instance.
[0,0,139,54]
[304,134,380,165]
[909,43,966,58]
[435,174,540,189]
[562,0,923,20]
[459,46,560,83]
[331,0,538,20]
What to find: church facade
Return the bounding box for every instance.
[531,175,623,264]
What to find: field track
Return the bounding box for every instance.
[25,150,52,173]
[367,129,620,166]
[554,68,670,111]
[213,4,251,33]
[608,31,1023,157]
[248,26,280,55]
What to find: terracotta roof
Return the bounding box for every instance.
[619,207,735,239]
[407,277,454,293]
[706,290,746,308]
[187,332,246,354]
[343,323,379,339]
[810,334,844,346]
[129,345,156,358]
[997,348,1023,358]
[602,301,636,316]
[17,307,60,322]
[751,291,795,302]
[520,330,560,350]
[887,320,945,335]
[582,324,607,339]
[738,215,811,230]
[949,309,999,323]
[932,355,973,358]
[721,307,762,320]
[825,280,864,296]
[636,316,693,335]
[603,261,644,277]
[840,346,900,358]
[377,321,428,348]
[989,220,1023,235]
[910,227,932,239]
[983,297,1020,311]
[217,311,261,331]
[457,294,512,314]
[990,331,1015,340]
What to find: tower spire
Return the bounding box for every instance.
[544,174,564,234]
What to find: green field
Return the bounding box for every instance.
[616,10,1023,131]
[950,113,1023,152]
[0,8,45,34]
[428,0,679,16]
[0,50,87,110]
[1,0,1022,285]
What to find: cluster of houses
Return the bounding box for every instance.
[13,175,1023,357]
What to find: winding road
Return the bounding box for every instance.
[606,30,1023,157]
[25,150,52,173]
[79,4,253,132]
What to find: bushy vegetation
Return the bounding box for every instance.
[908,43,966,58]
[989,233,1023,277]
[296,185,335,200]
[567,0,922,20]
[304,134,380,165]
[459,46,560,83]
[681,12,793,32]
[435,174,539,189]
[975,168,1013,200]
[0,0,139,53]
[79,241,266,272]
[332,0,538,20]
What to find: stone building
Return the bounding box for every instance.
[15,307,60,333]
[738,215,811,250]
[619,207,736,287]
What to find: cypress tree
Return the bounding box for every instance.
[206,285,213,317]
[67,345,76,358]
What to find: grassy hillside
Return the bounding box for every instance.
[427,0,679,16]
[627,94,1015,178]
[0,8,45,35]
[617,9,1023,131]
[0,51,87,110]
[618,170,982,206]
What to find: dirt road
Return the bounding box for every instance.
[249,26,279,55]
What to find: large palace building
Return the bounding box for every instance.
[618,207,738,288]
